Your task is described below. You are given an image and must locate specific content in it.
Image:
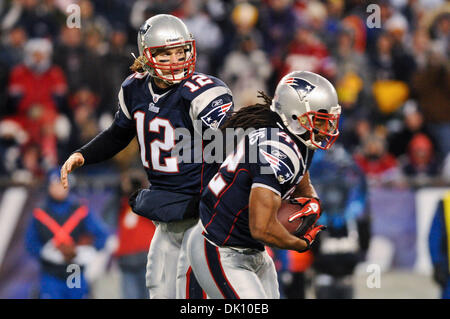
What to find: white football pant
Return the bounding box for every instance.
[187,221,280,299]
[145,218,200,299]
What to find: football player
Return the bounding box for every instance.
[60,14,233,299]
[187,71,341,298]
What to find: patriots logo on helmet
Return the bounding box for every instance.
[139,22,151,35]
[200,101,233,129]
[259,148,294,184]
[285,77,316,101]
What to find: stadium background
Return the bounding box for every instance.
[0,0,448,298]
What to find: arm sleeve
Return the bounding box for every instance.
[74,112,136,165]
[250,160,283,197]
[188,83,234,133]
[249,135,300,197]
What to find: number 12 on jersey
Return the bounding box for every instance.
[134,112,179,173]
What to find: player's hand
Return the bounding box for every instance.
[298,224,326,252]
[58,243,77,263]
[60,152,85,189]
[289,197,321,237]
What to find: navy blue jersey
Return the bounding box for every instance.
[200,127,315,251]
[114,71,233,195]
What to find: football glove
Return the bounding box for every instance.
[288,197,321,237]
[298,224,326,252]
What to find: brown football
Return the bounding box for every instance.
[277,200,304,235]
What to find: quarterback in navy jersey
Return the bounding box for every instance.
[187,71,341,299]
[114,70,232,198]
[60,15,233,299]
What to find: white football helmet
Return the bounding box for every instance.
[271,71,341,150]
[137,14,196,84]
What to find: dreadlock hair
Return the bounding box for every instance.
[221,91,278,131]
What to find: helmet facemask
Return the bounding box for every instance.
[296,108,340,150]
[142,41,196,84]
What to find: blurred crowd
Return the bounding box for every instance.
[0,0,449,188]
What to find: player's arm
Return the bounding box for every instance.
[61,120,135,188]
[291,171,318,198]
[187,79,233,134]
[62,80,137,188]
[249,187,310,252]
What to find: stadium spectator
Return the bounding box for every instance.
[295,0,339,51]
[129,0,181,31]
[7,38,67,168]
[113,172,155,299]
[229,2,262,44]
[401,133,441,186]
[385,13,417,84]
[281,24,335,81]
[219,33,272,109]
[411,40,450,155]
[0,0,61,39]
[25,168,109,299]
[354,133,403,187]
[78,0,111,41]
[365,0,395,55]
[217,2,263,74]
[53,26,90,94]
[333,27,372,127]
[309,145,370,299]
[339,117,372,154]
[56,87,100,164]
[0,119,28,177]
[53,25,108,114]
[178,0,223,74]
[428,10,449,51]
[258,0,297,88]
[0,25,27,68]
[411,28,431,71]
[0,26,28,116]
[369,32,408,82]
[369,32,411,119]
[102,25,134,114]
[14,142,45,184]
[387,101,438,159]
[258,0,297,59]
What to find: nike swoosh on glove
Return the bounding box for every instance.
[288,197,321,237]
